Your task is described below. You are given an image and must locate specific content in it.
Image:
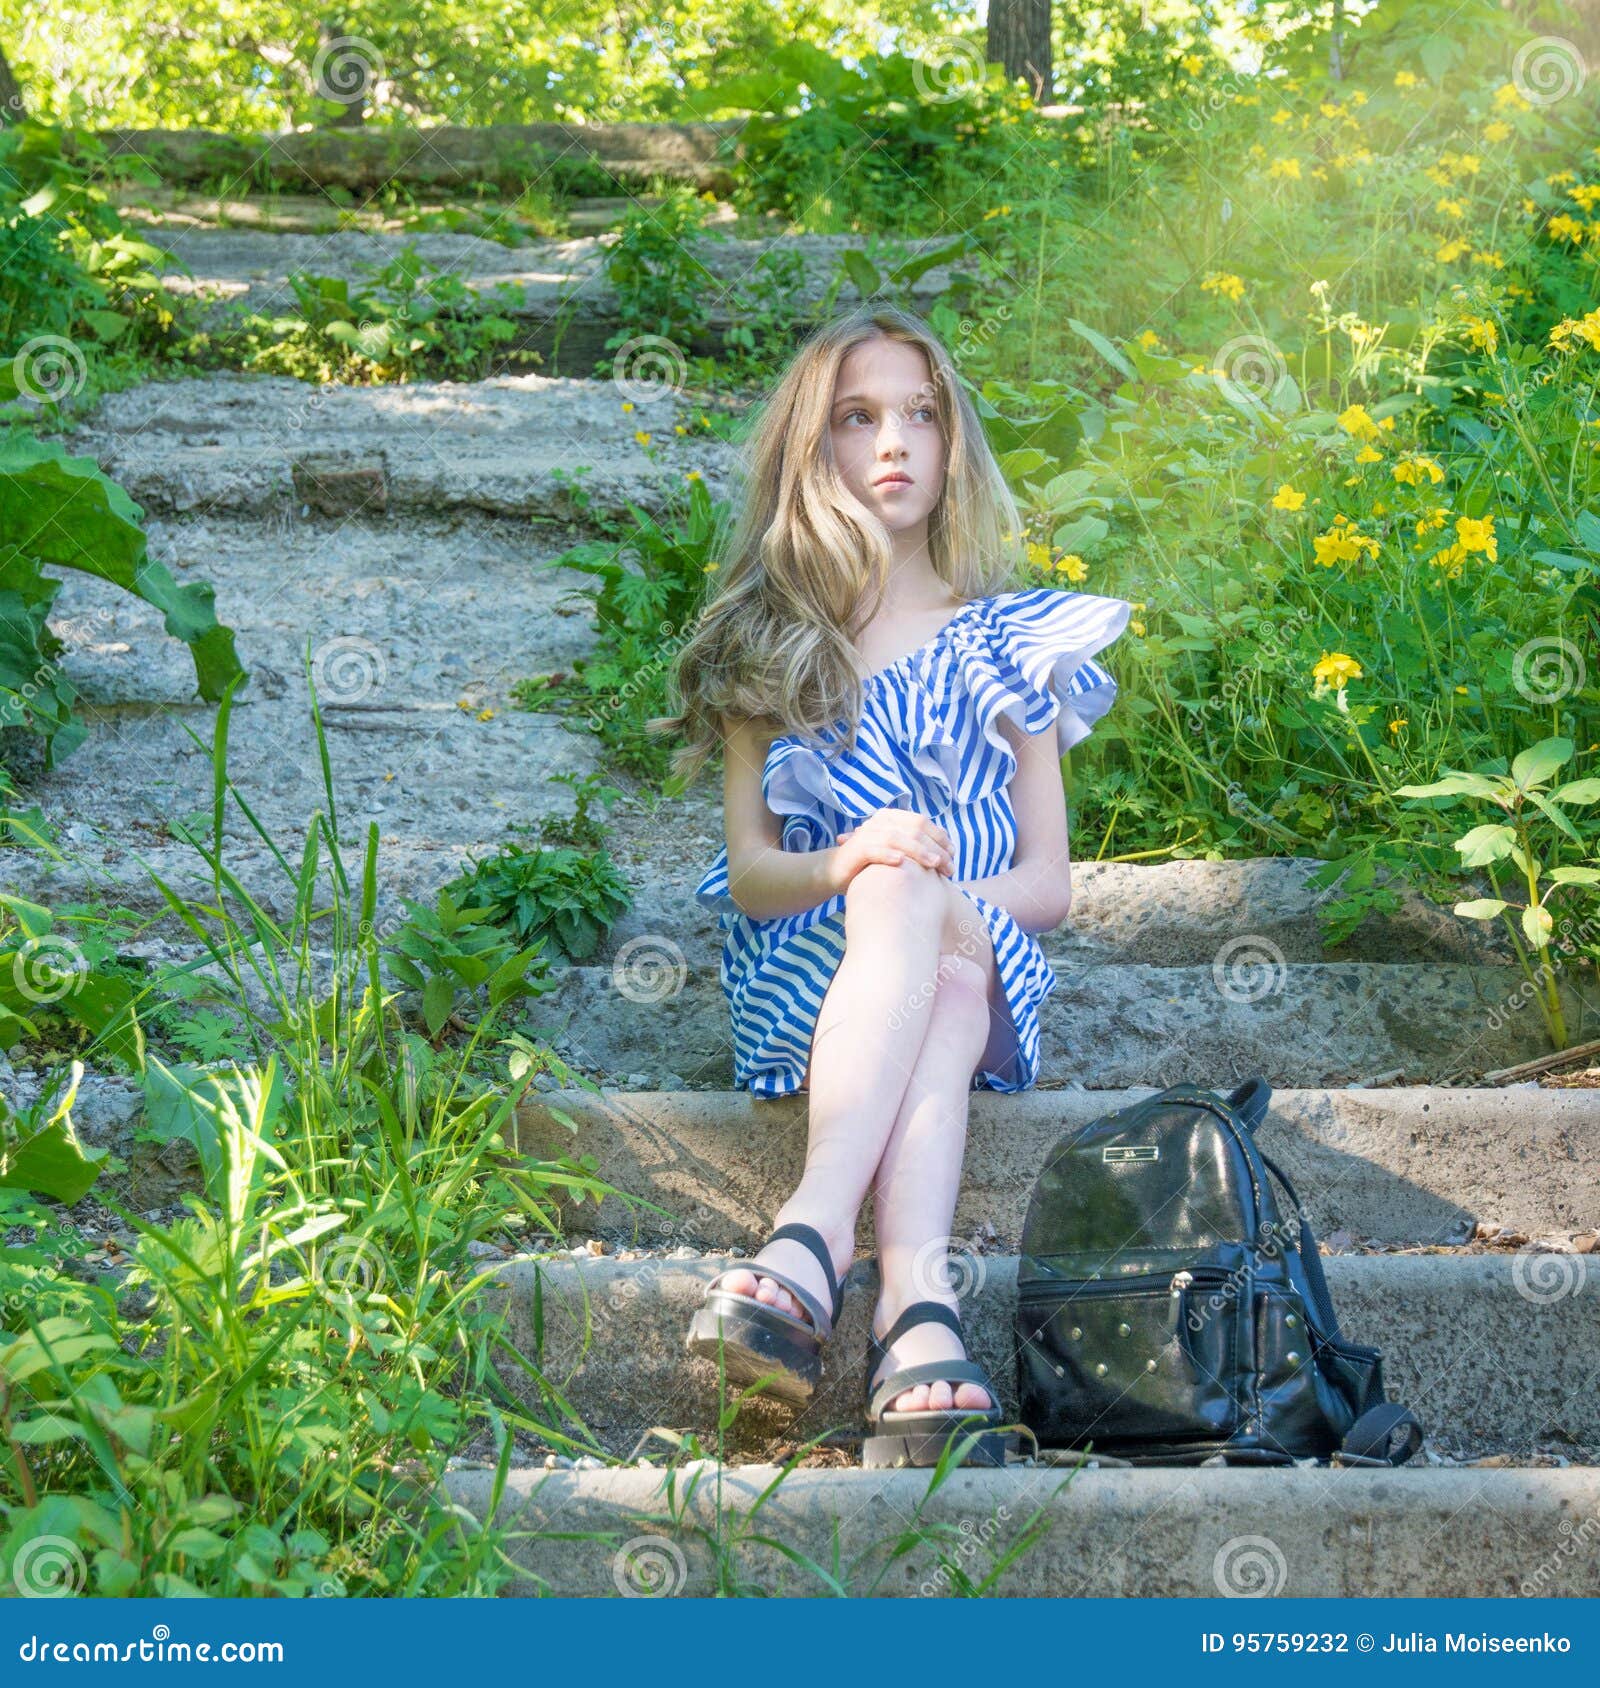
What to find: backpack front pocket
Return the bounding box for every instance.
[1017,1268,1246,1446]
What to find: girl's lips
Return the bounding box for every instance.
[875,475,912,487]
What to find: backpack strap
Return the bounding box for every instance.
[1333,1402,1425,1467]
[1224,1076,1271,1133]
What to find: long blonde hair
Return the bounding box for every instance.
[651,304,1026,788]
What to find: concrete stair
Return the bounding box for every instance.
[438,1083,1600,1596]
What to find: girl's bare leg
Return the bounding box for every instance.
[870,945,1002,1413]
[717,861,957,1321]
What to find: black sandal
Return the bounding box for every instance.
[862,1299,1010,1469]
[684,1222,846,1407]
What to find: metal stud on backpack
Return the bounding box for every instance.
[1014,1078,1425,1467]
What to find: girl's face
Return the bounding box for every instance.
[827,337,947,539]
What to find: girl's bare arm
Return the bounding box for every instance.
[950,714,1075,934]
[719,714,952,920]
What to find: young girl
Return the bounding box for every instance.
[653,305,1130,1467]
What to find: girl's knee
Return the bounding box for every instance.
[843,858,945,931]
[929,952,993,1052]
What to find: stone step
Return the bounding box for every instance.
[58,371,732,520]
[531,963,1599,1092]
[601,853,1516,970]
[514,1086,1600,1250]
[481,1252,1600,1462]
[441,1462,1600,1596]
[134,227,980,376]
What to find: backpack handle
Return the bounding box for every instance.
[1224,1077,1271,1132]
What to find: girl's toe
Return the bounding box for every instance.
[721,1267,758,1298]
[954,1382,991,1411]
[894,1384,932,1413]
[927,1379,955,1413]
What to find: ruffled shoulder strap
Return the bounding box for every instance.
[968,586,1131,755]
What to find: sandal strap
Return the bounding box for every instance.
[868,1359,997,1422]
[705,1261,831,1340]
[704,1222,845,1339]
[872,1298,964,1357]
[766,1222,845,1323]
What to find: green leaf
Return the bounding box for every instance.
[1547,866,1600,886]
[1510,737,1572,791]
[1067,318,1135,379]
[1394,771,1502,802]
[0,434,246,712]
[1522,902,1554,948]
[0,1065,105,1203]
[1452,824,1517,866]
[1550,779,1600,806]
[422,975,455,1036]
[1452,898,1509,919]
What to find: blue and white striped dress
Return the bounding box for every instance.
[693,586,1131,1098]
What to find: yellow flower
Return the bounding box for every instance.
[1181,53,1205,75]
[702,561,719,572]
[1548,214,1585,244]
[1454,515,1497,559]
[621,401,634,413]
[1269,157,1302,180]
[1130,619,1146,637]
[1271,484,1306,510]
[1483,121,1512,144]
[1378,416,1395,432]
[1470,250,1505,270]
[1436,238,1471,262]
[1462,315,1498,352]
[1551,309,1600,352]
[1435,197,1465,218]
[1319,101,1344,119]
[685,468,703,482]
[634,430,652,446]
[1431,542,1467,580]
[1337,403,1380,442]
[1056,553,1089,583]
[1571,184,1600,211]
[1026,539,1053,571]
[1389,717,1408,733]
[1354,444,1383,464]
[1136,329,1164,350]
[674,423,686,434]
[1493,82,1531,112]
[476,707,495,722]
[1392,454,1444,486]
[1311,652,1363,696]
[1271,107,1293,125]
[1547,170,1577,186]
[1373,500,1388,515]
[456,698,473,712]
[1414,505,1449,537]
[1201,272,1246,302]
[1312,514,1380,566]
[1394,70,1419,88]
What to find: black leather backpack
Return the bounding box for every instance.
[1014,1079,1424,1467]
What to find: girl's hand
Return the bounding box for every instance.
[832,808,955,892]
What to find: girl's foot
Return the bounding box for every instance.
[871,1298,992,1414]
[717,1224,853,1328]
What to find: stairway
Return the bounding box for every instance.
[20,299,1600,1598]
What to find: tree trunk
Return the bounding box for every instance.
[0,42,26,125]
[318,22,369,127]
[987,0,1053,104]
